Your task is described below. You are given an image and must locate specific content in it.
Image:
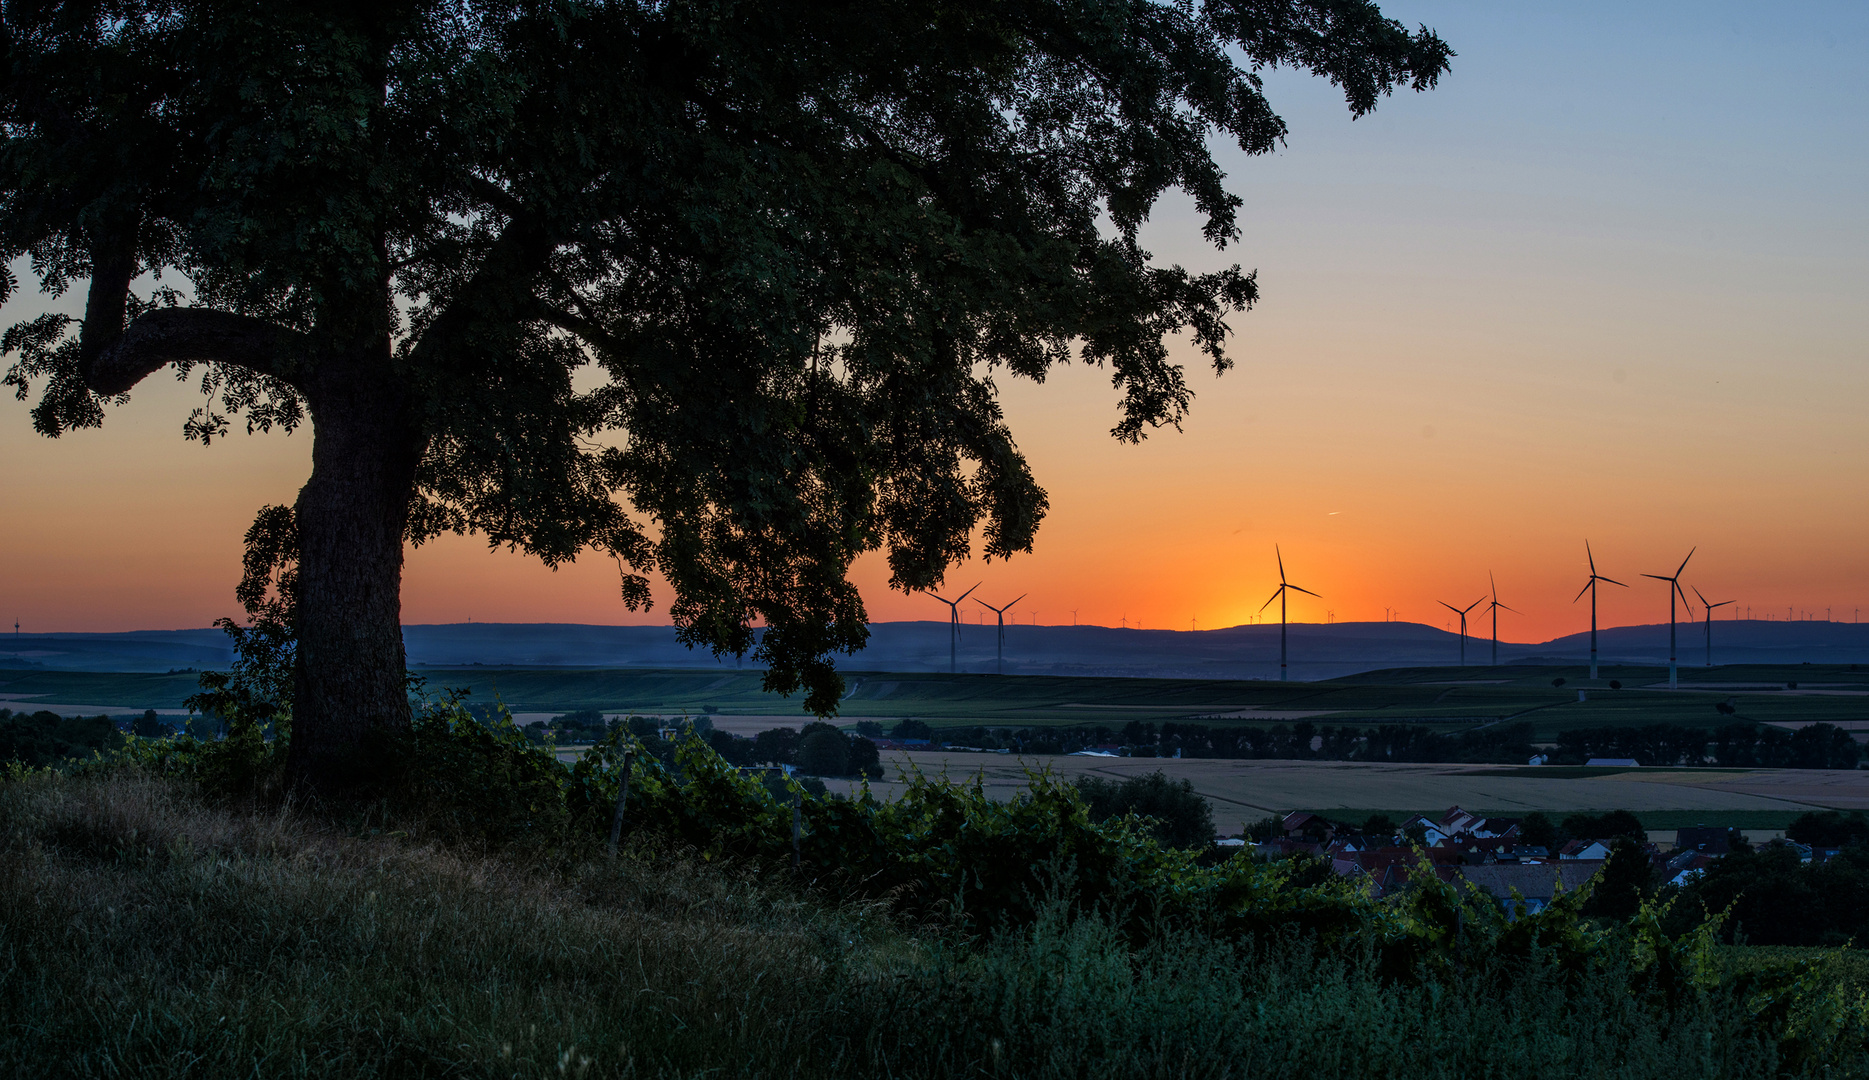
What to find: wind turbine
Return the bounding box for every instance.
[1484,572,1519,666]
[1573,541,1627,680]
[1642,548,1696,689]
[1259,546,1319,682]
[1693,586,1733,667]
[973,593,1025,675]
[1437,596,1486,667]
[921,582,979,674]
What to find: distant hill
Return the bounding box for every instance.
[4,618,1866,679]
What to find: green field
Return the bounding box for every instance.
[5,662,1866,738]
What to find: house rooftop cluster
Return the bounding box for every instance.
[1246,805,1826,912]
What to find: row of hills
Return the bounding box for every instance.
[4,619,1866,680]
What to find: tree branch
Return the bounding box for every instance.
[77,225,138,369]
[84,308,308,395]
[534,301,625,357]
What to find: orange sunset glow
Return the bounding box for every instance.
[4,4,1866,645]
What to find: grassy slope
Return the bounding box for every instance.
[0,770,1846,1079]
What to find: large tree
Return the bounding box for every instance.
[1,1,1449,792]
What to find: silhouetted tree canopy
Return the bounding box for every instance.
[1076,770,1215,849]
[1,1,1450,792]
[796,726,851,777]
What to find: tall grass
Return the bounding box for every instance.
[0,770,1859,1078]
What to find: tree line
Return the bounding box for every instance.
[859,719,1862,769]
[517,709,883,779]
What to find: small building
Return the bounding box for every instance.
[1558,839,1611,861]
[1282,811,1335,843]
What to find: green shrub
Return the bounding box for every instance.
[0,709,124,768]
[797,728,851,776]
[847,734,881,778]
[1788,810,1869,848]
[1074,770,1215,849]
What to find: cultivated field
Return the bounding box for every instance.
[820,751,1869,838]
[8,663,1867,738]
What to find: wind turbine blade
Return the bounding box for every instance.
[1599,575,1628,588]
[1711,599,1734,609]
[924,591,953,605]
[1490,570,1498,599]
[1693,586,1709,607]
[1676,547,1696,576]
[1259,586,1284,613]
[1465,597,1486,614]
[1498,603,1521,614]
[1640,574,1671,583]
[1008,594,1027,608]
[957,582,981,603]
[973,598,993,610]
[1276,545,1287,584]
[1586,540,1597,575]
[1574,580,1593,603]
[1675,581,1694,614]
[1438,601,1461,615]
[1287,584,1321,598]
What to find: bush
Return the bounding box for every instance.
[1074,771,1215,849]
[1563,810,1647,845]
[797,728,851,776]
[890,718,934,741]
[0,710,124,768]
[848,735,881,778]
[753,726,800,765]
[1520,811,1559,853]
[1664,843,1869,948]
[1788,810,1869,848]
[1580,838,1655,920]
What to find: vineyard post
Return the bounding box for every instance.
[792,785,803,871]
[606,750,635,858]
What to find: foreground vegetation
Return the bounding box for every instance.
[4,765,1867,1079]
[4,686,1868,1078]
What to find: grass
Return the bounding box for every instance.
[2,768,1859,1078]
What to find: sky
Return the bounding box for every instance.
[3,1,1866,642]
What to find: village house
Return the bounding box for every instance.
[1455,862,1606,914]
[1558,839,1612,860]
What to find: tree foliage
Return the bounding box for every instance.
[2,3,1451,785]
[0,709,122,768]
[1075,769,1216,849]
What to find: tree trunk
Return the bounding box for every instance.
[284,342,423,794]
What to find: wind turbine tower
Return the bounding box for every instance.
[921,582,980,674]
[1693,586,1733,667]
[1485,572,1519,666]
[1437,596,1486,667]
[1573,541,1627,680]
[973,593,1026,675]
[1641,548,1696,689]
[1258,546,1319,682]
